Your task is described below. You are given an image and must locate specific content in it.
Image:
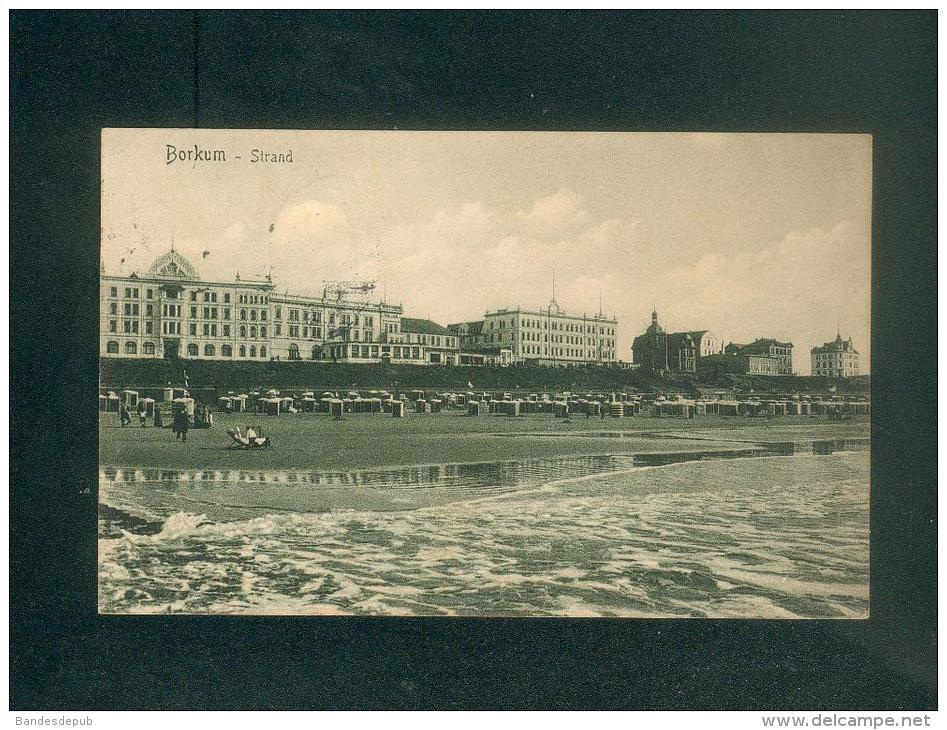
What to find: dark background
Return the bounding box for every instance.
[10,11,937,710]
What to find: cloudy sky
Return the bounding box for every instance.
[102,129,872,373]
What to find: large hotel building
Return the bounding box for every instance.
[448,298,618,366]
[100,249,618,367]
[100,249,445,364]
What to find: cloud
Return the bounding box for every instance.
[272,199,349,245]
[516,189,587,238]
[619,222,870,373]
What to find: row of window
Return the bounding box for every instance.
[104,340,268,358]
[278,307,377,327]
[490,317,615,336]
[108,285,271,307]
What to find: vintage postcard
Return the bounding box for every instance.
[99,129,871,617]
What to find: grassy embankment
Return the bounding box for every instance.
[100,357,871,401]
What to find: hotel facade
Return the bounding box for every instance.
[449,299,618,367]
[102,250,620,369]
[100,250,458,365]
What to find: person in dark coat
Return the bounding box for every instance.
[154,404,163,428]
[119,403,132,427]
[173,407,189,442]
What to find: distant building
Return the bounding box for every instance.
[631,311,699,374]
[458,348,515,367]
[687,330,720,359]
[811,333,860,377]
[450,298,618,367]
[704,338,794,376]
[699,352,785,377]
[447,320,486,350]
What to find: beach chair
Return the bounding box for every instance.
[227,426,271,450]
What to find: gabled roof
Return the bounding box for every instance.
[146,250,200,280]
[739,338,793,354]
[447,320,484,336]
[400,317,450,336]
[811,334,858,354]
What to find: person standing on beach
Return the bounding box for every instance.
[119,403,132,427]
[154,404,163,428]
[173,407,189,442]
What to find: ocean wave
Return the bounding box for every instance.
[99,452,869,618]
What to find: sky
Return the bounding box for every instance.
[101,129,872,374]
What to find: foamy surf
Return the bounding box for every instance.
[98,451,869,618]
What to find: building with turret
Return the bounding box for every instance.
[811,333,860,377]
[631,310,700,374]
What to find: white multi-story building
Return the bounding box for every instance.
[811,333,860,377]
[100,249,429,363]
[451,298,618,366]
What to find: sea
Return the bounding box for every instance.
[98,439,869,618]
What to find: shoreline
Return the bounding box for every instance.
[100,411,871,472]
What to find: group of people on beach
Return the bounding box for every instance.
[118,402,149,428]
[117,402,191,442]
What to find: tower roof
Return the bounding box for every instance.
[146,250,200,280]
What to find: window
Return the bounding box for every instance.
[288,343,300,360]
[275,324,281,336]
[106,340,119,354]
[145,322,153,334]
[109,320,117,333]
[240,325,247,338]
[239,345,246,357]
[222,344,232,357]
[109,286,117,298]
[260,310,267,321]
[240,309,247,320]
[311,345,320,360]
[260,326,267,338]
[124,341,137,355]
[204,344,215,356]
[249,346,256,358]
[223,324,230,336]
[250,310,257,321]
[109,302,117,315]
[187,343,198,356]
[250,325,257,338]
[190,306,197,318]
[189,323,197,336]
[224,308,230,319]
[190,291,197,302]
[260,346,266,358]
[275,307,282,319]
[143,342,155,355]
[224,293,230,303]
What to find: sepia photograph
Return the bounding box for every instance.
[97,128,872,618]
